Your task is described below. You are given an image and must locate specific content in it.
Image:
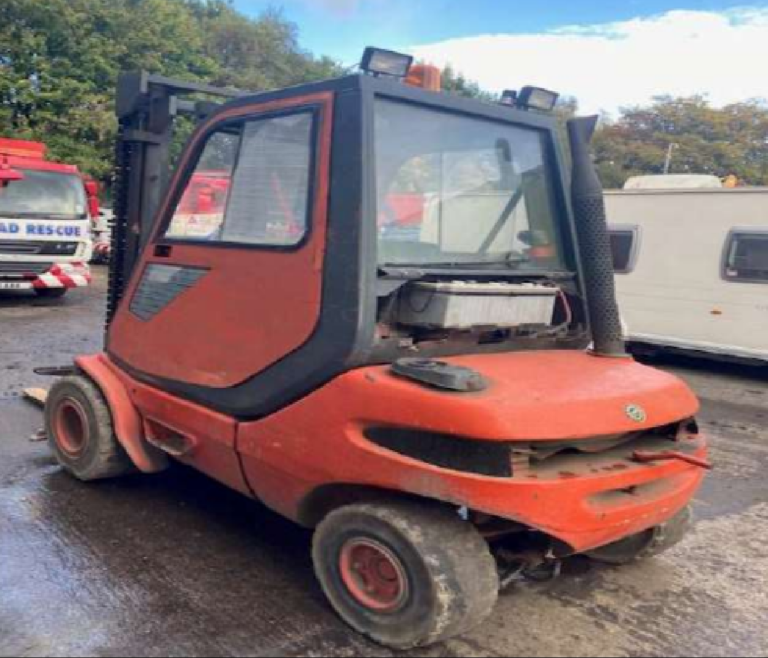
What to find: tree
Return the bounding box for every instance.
[0,0,220,178]
[0,0,342,180]
[593,96,768,188]
[188,2,339,91]
[440,65,496,102]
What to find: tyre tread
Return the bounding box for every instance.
[46,375,133,481]
[313,500,498,649]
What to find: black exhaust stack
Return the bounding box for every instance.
[567,116,627,358]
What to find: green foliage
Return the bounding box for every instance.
[0,0,341,180]
[3,4,766,192]
[594,96,768,188]
[189,1,339,90]
[440,65,496,102]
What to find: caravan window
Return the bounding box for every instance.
[609,226,640,274]
[724,231,768,283]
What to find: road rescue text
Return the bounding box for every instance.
[0,222,83,237]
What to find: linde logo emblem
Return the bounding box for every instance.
[626,404,648,423]
[0,222,82,237]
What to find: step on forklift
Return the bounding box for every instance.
[43,49,710,650]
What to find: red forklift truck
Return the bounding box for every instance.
[42,52,710,650]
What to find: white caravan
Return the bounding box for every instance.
[605,186,768,364]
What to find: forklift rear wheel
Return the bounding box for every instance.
[312,501,499,650]
[586,506,693,566]
[35,288,67,299]
[45,376,134,481]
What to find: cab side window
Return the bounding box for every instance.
[165,111,314,247]
[166,131,237,240]
[724,231,768,283]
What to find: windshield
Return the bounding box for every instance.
[374,99,566,271]
[0,169,87,220]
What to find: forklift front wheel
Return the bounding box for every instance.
[45,376,135,482]
[312,501,499,650]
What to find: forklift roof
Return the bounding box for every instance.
[211,73,560,134]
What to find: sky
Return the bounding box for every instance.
[232,0,768,114]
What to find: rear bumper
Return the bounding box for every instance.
[345,430,708,554]
[494,446,709,553]
[0,262,91,291]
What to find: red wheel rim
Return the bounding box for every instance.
[55,399,89,457]
[339,538,409,613]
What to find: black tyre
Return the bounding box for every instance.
[35,288,68,299]
[587,506,693,566]
[45,376,134,481]
[312,501,499,650]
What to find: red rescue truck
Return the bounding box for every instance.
[0,138,96,298]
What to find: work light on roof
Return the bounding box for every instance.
[517,86,560,112]
[500,90,518,106]
[361,47,414,78]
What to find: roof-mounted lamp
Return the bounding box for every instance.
[361,47,414,79]
[501,86,560,113]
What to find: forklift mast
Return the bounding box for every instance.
[109,72,241,324]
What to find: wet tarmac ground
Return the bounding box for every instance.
[1,270,767,657]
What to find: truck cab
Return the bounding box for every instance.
[0,139,94,298]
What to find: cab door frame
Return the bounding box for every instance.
[108,91,335,386]
[104,91,336,491]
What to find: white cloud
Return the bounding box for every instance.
[411,8,768,115]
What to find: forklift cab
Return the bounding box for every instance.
[45,54,708,651]
[107,72,585,418]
